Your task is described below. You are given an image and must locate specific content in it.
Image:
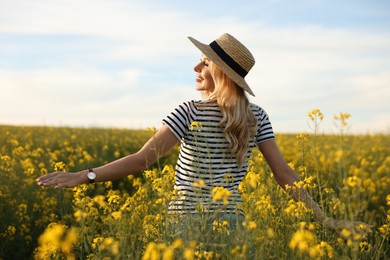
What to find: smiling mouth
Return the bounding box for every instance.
[196,75,203,82]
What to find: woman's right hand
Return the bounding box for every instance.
[36,170,88,189]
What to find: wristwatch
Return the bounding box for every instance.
[87,168,96,183]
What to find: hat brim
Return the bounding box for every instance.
[188,36,255,97]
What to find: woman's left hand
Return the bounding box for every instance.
[323,218,372,235]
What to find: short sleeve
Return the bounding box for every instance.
[162,101,195,141]
[253,105,275,144]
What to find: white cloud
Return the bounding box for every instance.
[0,68,141,102]
[243,25,390,133]
[0,68,142,127]
[0,1,389,133]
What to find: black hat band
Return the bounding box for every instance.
[210,41,248,78]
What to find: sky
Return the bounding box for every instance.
[1,0,389,134]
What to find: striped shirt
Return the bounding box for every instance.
[163,100,275,215]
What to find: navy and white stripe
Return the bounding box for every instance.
[163,100,275,215]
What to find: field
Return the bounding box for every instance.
[0,112,389,259]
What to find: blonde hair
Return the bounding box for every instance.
[208,62,257,166]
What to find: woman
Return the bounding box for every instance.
[36,33,364,239]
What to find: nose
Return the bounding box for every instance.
[193,60,204,72]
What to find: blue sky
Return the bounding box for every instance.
[1,0,389,133]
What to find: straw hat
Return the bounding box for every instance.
[188,33,256,96]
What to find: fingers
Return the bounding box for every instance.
[36,171,61,183]
[323,218,373,235]
[36,171,66,187]
[54,182,67,189]
[355,222,373,235]
[310,217,372,237]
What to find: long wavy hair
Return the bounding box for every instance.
[207,62,257,166]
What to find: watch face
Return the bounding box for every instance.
[87,171,96,180]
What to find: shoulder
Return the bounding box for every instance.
[249,103,270,117]
[172,100,197,112]
[179,99,219,111]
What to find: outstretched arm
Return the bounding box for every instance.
[258,139,325,222]
[258,139,371,231]
[36,124,179,188]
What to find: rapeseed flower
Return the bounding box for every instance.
[289,229,316,252]
[308,109,324,122]
[359,241,372,252]
[193,179,205,188]
[243,220,257,231]
[284,200,312,218]
[245,171,260,188]
[267,228,274,238]
[54,161,66,171]
[211,186,232,205]
[333,112,351,127]
[212,220,230,235]
[296,132,309,142]
[189,121,202,131]
[289,223,334,259]
[111,211,122,220]
[255,195,276,216]
[345,176,361,188]
[34,223,78,259]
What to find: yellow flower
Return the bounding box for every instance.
[334,149,343,162]
[2,226,16,240]
[333,112,351,127]
[184,248,195,260]
[92,237,103,249]
[244,171,261,189]
[61,227,78,255]
[289,229,316,252]
[256,195,276,215]
[171,239,183,249]
[345,176,361,188]
[54,161,66,171]
[93,195,107,208]
[193,179,205,188]
[296,132,309,142]
[73,209,87,222]
[111,211,122,220]
[146,126,157,132]
[284,200,312,218]
[162,247,174,260]
[189,121,202,131]
[211,186,232,205]
[243,221,257,230]
[212,220,230,235]
[34,223,78,259]
[224,173,235,184]
[267,228,274,238]
[99,237,120,255]
[308,109,324,122]
[107,194,121,205]
[142,241,179,260]
[341,228,352,238]
[319,241,334,258]
[133,178,142,189]
[359,241,372,252]
[378,224,389,236]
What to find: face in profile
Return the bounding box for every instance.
[193,55,215,93]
